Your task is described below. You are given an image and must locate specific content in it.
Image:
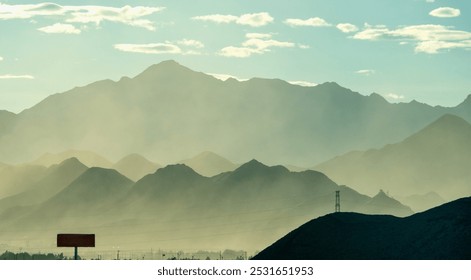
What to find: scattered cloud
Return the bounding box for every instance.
[207,73,248,82]
[219,46,261,58]
[114,43,181,54]
[176,39,204,49]
[336,23,358,33]
[191,14,238,24]
[415,40,471,54]
[298,44,310,49]
[426,0,435,3]
[288,81,318,87]
[429,7,460,18]
[0,56,3,61]
[0,74,35,79]
[114,39,205,55]
[237,12,274,27]
[284,17,331,27]
[0,3,165,31]
[243,38,295,50]
[38,23,81,34]
[218,34,295,58]
[356,69,375,76]
[383,93,405,101]
[192,12,273,27]
[353,24,471,53]
[246,33,272,39]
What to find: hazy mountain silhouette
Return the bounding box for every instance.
[25,167,133,225]
[317,114,471,200]
[0,157,88,214]
[31,150,113,168]
[253,197,471,260]
[397,192,446,212]
[1,60,471,166]
[0,110,16,136]
[179,151,237,177]
[356,190,413,217]
[113,153,161,181]
[2,159,413,251]
[111,160,410,250]
[0,164,47,199]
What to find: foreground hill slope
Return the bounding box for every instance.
[254,197,471,260]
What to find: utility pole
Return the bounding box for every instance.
[335,191,340,213]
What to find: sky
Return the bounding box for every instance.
[0,0,470,113]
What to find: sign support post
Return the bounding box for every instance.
[57,234,95,260]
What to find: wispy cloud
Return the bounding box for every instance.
[356,69,375,76]
[38,23,81,34]
[246,33,272,39]
[336,23,358,33]
[218,46,261,58]
[0,56,3,61]
[0,74,35,79]
[191,14,238,24]
[288,81,318,87]
[429,7,460,18]
[383,93,405,101]
[218,33,295,58]
[114,43,181,54]
[114,39,205,55]
[176,39,204,49]
[353,24,471,53]
[192,12,273,27]
[0,3,165,31]
[284,17,331,27]
[207,73,248,82]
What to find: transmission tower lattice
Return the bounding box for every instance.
[335,191,340,213]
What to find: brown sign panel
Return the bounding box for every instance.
[57,234,95,247]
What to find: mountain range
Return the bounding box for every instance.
[317,114,471,201]
[253,197,471,260]
[1,60,471,167]
[0,157,412,251]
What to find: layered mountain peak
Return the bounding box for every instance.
[180,151,237,177]
[428,113,471,129]
[152,163,202,179]
[113,153,160,181]
[55,157,85,168]
[133,60,207,82]
[228,159,290,182]
[73,167,133,186]
[405,114,471,144]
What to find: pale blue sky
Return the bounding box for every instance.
[1,0,470,112]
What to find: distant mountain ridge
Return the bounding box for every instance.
[0,60,470,166]
[1,158,412,251]
[317,114,471,200]
[179,151,238,177]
